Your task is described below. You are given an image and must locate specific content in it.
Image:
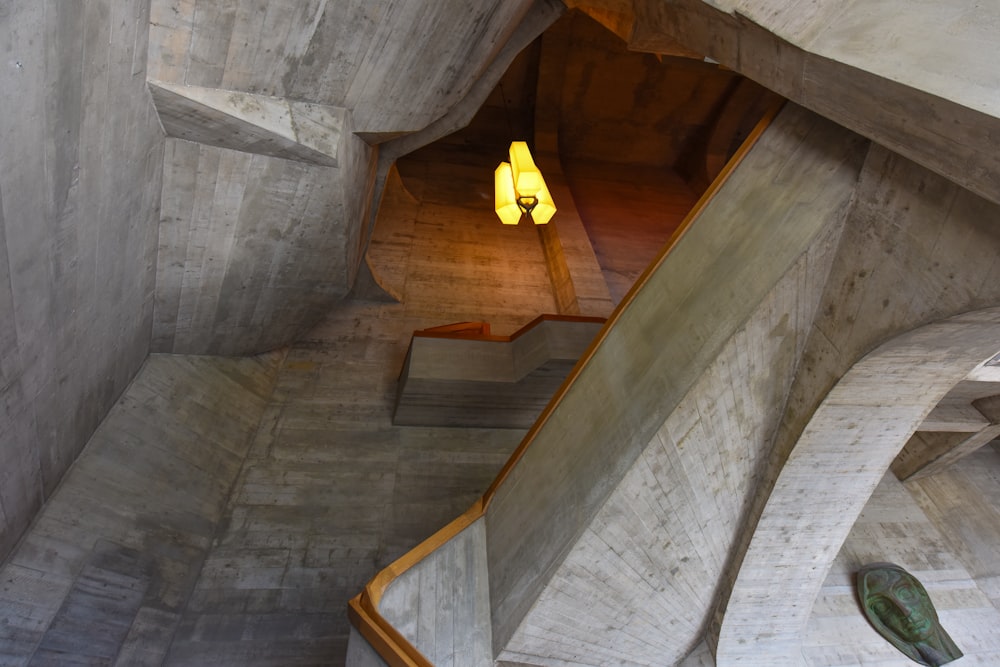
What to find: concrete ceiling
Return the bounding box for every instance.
[144,0,558,355]
[142,0,1000,356]
[144,0,773,356]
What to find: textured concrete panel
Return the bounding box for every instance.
[379,520,493,667]
[147,0,542,134]
[0,352,283,665]
[909,445,1000,617]
[806,471,1000,665]
[631,0,1000,206]
[485,105,867,655]
[771,144,1000,512]
[0,0,164,561]
[718,309,1000,663]
[151,122,375,355]
[164,148,556,666]
[499,216,843,665]
[149,80,346,167]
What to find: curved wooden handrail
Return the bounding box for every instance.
[348,99,785,666]
[348,499,485,667]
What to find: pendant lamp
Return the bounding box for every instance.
[494,141,556,225]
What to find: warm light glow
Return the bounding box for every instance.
[509,141,544,194]
[531,182,556,225]
[494,141,556,225]
[494,162,522,225]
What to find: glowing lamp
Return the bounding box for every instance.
[494,141,556,225]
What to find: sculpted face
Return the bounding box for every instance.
[857,563,963,666]
[863,567,935,642]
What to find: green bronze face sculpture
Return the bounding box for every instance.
[857,563,963,666]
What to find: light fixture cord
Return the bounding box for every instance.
[498,80,514,142]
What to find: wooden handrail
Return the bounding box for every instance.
[412,313,607,343]
[347,99,785,666]
[347,500,484,667]
[483,102,784,505]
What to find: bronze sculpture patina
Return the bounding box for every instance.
[857,562,963,666]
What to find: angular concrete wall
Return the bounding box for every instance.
[151,124,375,355]
[143,0,565,355]
[0,352,283,665]
[379,519,494,666]
[807,469,1000,664]
[146,0,542,136]
[161,147,562,665]
[718,308,1000,664]
[631,0,1000,206]
[486,105,868,661]
[0,1,165,561]
[499,223,845,664]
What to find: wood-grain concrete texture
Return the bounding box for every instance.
[379,519,493,667]
[908,444,1000,621]
[805,470,1000,666]
[550,12,748,171]
[486,105,868,661]
[499,226,843,665]
[0,0,164,561]
[565,162,699,303]
[717,309,1000,664]
[393,317,604,428]
[151,126,374,355]
[360,107,1000,665]
[162,149,562,665]
[703,144,1000,659]
[0,352,282,666]
[144,0,567,355]
[630,0,1000,206]
[146,0,543,136]
[148,81,348,167]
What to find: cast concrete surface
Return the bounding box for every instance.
[3,1,1000,665]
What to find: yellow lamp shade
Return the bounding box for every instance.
[531,181,556,225]
[509,141,544,195]
[494,162,521,225]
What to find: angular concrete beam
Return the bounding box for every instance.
[148,80,346,167]
[901,424,1000,481]
[973,394,1000,422]
[897,393,1000,480]
[918,399,991,432]
[629,0,1000,206]
[716,308,1000,663]
[393,317,604,428]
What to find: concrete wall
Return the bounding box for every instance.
[0,352,283,665]
[146,0,540,136]
[766,144,1000,520]
[910,442,1000,617]
[0,0,165,561]
[379,520,493,666]
[630,0,1000,206]
[499,220,844,664]
[485,105,867,659]
[151,127,375,355]
[143,0,564,355]
[161,145,563,665]
[551,12,744,170]
[806,469,1000,665]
